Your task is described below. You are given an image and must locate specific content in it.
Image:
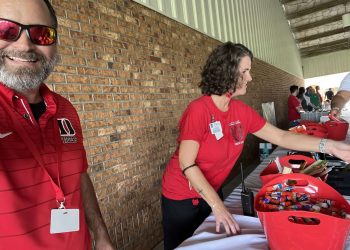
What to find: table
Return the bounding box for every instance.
[177,146,350,249]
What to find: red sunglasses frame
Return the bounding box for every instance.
[0,18,57,46]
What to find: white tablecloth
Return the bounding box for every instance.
[177,147,350,249]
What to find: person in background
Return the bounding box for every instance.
[297,87,314,111]
[0,0,114,249]
[315,85,323,103]
[325,88,334,101]
[161,42,350,250]
[288,85,302,127]
[330,73,350,117]
[324,99,331,110]
[308,86,321,109]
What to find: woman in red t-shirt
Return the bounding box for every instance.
[161,42,350,250]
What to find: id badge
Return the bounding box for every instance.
[209,121,223,140]
[214,131,223,140]
[209,121,222,134]
[50,209,80,234]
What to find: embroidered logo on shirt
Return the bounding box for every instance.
[0,131,12,139]
[57,118,77,143]
[229,121,244,145]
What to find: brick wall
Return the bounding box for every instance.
[47,0,303,249]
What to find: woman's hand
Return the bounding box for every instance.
[211,202,240,235]
[327,140,350,162]
[329,108,341,118]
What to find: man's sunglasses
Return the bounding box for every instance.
[0,18,57,46]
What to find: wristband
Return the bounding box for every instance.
[331,107,340,111]
[318,138,327,154]
[182,163,197,176]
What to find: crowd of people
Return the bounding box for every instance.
[288,85,321,127]
[2,1,350,250]
[287,78,348,127]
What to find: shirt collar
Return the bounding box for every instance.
[0,82,17,106]
[0,82,56,109]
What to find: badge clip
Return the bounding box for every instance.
[57,198,66,209]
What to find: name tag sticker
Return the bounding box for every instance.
[50,209,80,234]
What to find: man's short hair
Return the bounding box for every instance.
[43,0,58,28]
[290,85,298,94]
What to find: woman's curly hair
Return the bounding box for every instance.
[199,42,253,95]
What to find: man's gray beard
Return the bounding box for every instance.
[0,50,58,93]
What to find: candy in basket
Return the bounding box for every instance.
[255,174,350,250]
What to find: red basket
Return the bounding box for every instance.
[299,121,319,126]
[324,120,349,141]
[255,174,350,250]
[305,124,328,138]
[260,155,315,185]
[305,124,328,133]
[289,123,328,138]
[305,130,328,138]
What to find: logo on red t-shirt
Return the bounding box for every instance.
[229,120,244,145]
[57,118,77,143]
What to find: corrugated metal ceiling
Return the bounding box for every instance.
[281,0,350,58]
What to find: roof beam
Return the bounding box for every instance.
[295,28,345,43]
[291,15,342,32]
[280,0,297,4]
[300,38,349,53]
[301,46,349,57]
[286,0,347,19]
[300,38,350,57]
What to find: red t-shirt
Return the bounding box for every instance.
[288,95,301,121]
[162,95,266,200]
[0,83,91,250]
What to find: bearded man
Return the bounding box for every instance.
[0,1,114,249]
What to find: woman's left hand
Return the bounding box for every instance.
[327,140,350,162]
[211,202,240,235]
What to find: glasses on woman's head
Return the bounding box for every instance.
[0,18,57,46]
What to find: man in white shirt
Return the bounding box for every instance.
[330,73,350,117]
